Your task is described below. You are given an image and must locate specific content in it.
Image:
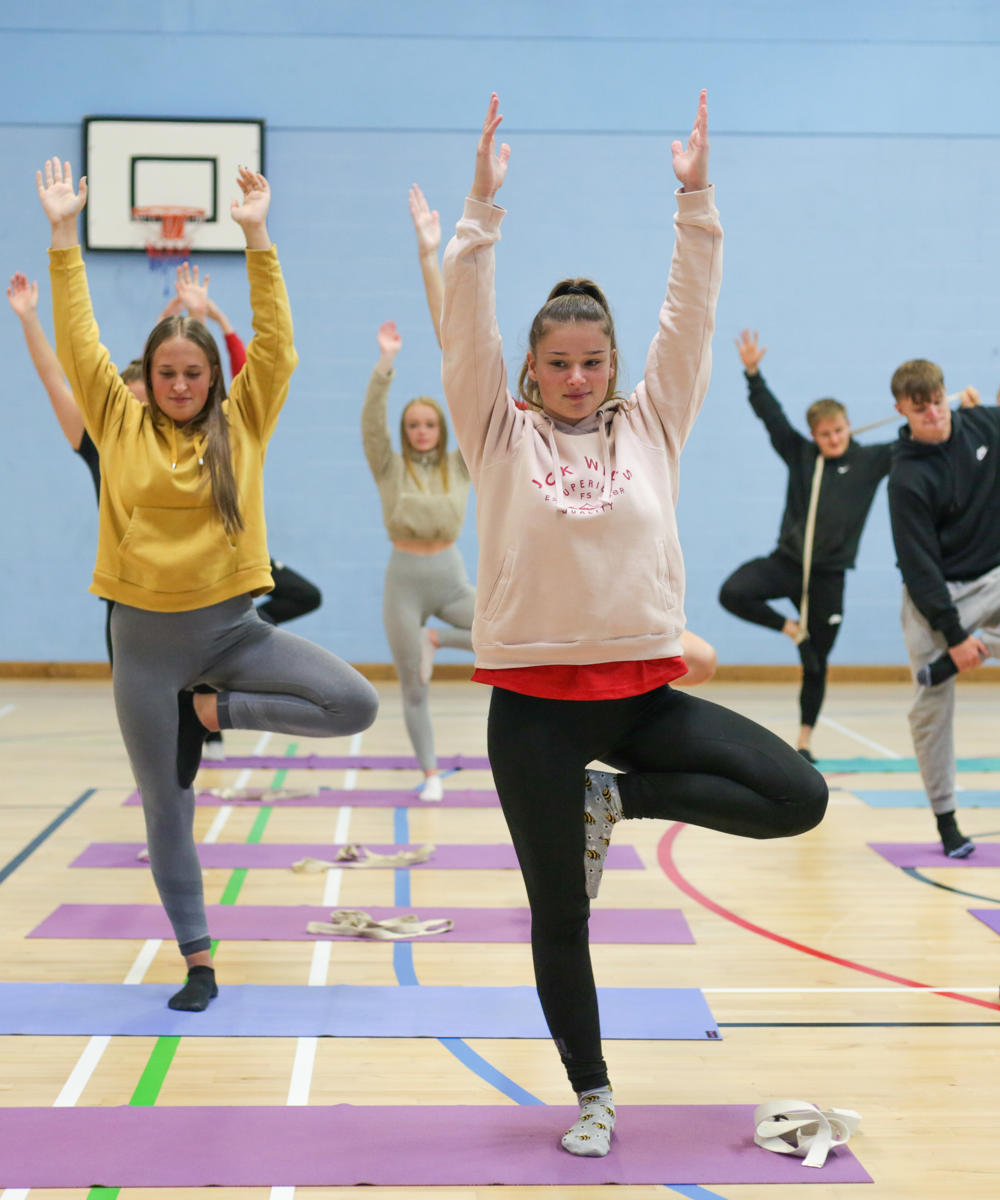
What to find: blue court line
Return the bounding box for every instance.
[0,789,95,887]
[391,804,544,1104]
[665,1186,730,1199]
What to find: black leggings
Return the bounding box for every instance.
[718,552,845,727]
[487,684,828,1092]
[257,560,322,626]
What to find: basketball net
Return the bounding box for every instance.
[132,205,207,294]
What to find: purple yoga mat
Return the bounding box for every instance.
[71,841,644,871]
[202,753,491,770]
[125,787,500,807]
[29,903,693,944]
[969,909,1000,937]
[0,1104,871,1186]
[869,841,1000,867]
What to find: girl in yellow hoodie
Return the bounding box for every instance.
[39,158,378,1012]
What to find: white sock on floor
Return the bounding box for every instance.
[419,775,443,802]
[561,1086,615,1157]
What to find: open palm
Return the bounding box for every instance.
[36,158,87,224]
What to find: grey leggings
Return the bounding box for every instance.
[382,545,475,771]
[111,595,379,955]
[901,566,1000,815]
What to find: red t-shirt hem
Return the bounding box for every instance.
[471,657,688,701]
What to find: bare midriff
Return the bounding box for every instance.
[392,538,455,557]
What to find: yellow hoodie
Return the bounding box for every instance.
[50,245,297,613]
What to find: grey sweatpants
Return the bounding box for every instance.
[901,563,1000,815]
[111,595,379,954]
[382,545,475,771]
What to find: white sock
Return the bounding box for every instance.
[561,1086,615,1157]
[419,775,443,802]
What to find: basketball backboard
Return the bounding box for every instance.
[82,116,265,253]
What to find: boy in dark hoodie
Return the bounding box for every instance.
[888,358,1000,857]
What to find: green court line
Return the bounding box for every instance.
[84,744,297,1200]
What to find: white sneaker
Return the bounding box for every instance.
[202,735,225,762]
[419,627,435,686]
[583,769,623,899]
[419,775,444,802]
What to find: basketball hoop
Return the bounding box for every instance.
[132,205,207,293]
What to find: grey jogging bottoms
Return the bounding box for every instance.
[382,545,475,771]
[111,595,379,954]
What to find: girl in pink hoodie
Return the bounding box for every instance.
[441,93,827,1157]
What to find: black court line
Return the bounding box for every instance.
[902,865,1000,905]
[720,1021,999,1028]
[0,789,95,887]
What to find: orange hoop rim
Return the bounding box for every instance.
[132,205,207,254]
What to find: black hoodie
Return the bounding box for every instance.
[888,406,1000,645]
[745,371,893,571]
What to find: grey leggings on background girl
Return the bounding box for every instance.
[382,544,475,770]
[111,594,379,954]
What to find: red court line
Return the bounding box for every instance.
[657,823,1000,1013]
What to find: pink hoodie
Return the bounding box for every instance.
[440,187,722,670]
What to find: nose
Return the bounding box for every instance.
[567,363,586,385]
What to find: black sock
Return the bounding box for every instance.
[936,812,974,857]
[168,965,218,1011]
[176,690,208,788]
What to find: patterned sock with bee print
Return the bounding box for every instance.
[561,1085,616,1156]
[583,769,624,899]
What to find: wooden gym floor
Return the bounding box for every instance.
[1,675,999,1198]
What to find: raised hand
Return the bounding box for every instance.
[174,262,210,323]
[230,167,271,249]
[671,90,709,193]
[471,93,510,204]
[409,184,441,256]
[7,273,39,318]
[958,385,981,408]
[377,320,403,361]
[36,158,88,243]
[735,329,767,374]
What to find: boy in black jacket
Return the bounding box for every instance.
[888,358,1000,857]
[720,331,893,760]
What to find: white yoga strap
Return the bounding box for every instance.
[305,908,453,940]
[796,453,825,645]
[293,844,435,871]
[753,1099,861,1168]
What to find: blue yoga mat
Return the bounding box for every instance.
[815,756,1000,774]
[0,982,718,1039]
[854,789,1000,808]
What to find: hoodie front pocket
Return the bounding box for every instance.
[118,505,237,593]
[481,547,516,623]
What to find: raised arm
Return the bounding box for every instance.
[361,321,401,479]
[40,158,135,440]
[7,272,84,449]
[225,169,296,440]
[732,331,804,462]
[637,91,723,448]
[408,184,444,347]
[172,262,246,376]
[440,95,512,478]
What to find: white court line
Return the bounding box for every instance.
[0,704,15,719]
[703,985,998,994]
[817,715,902,759]
[269,733,362,1197]
[0,731,280,1198]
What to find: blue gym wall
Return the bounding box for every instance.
[2,2,999,667]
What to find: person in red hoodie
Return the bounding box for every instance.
[439,93,827,1158]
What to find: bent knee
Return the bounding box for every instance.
[777,778,829,837]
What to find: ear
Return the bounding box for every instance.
[526,352,537,382]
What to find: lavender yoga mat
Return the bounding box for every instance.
[968,909,1000,937]
[0,982,718,1039]
[869,841,1000,867]
[29,903,693,944]
[70,841,643,871]
[0,1104,871,1186]
[124,787,500,807]
[202,753,491,770]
